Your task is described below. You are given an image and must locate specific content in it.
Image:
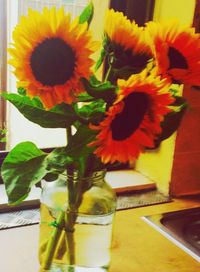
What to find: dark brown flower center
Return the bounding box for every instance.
[30,37,76,86]
[107,43,152,80]
[168,46,188,70]
[111,92,149,141]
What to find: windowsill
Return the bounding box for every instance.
[105,169,156,194]
[0,169,157,213]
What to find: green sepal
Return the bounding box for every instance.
[81,77,117,102]
[1,93,76,128]
[1,142,48,205]
[79,2,94,25]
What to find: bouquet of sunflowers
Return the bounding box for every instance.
[1,2,200,271]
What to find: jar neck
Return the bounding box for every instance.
[59,169,107,185]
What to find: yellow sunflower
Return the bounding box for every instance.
[146,20,200,85]
[89,70,173,164]
[8,7,98,109]
[104,9,153,79]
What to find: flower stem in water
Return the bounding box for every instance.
[42,210,65,270]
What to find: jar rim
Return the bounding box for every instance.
[59,169,107,180]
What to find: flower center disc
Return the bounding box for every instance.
[111,92,149,141]
[111,43,152,74]
[30,38,76,86]
[168,47,188,70]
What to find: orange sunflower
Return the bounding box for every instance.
[8,7,98,109]
[89,71,174,164]
[104,9,153,79]
[146,20,200,85]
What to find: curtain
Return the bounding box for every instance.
[18,0,88,18]
[193,0,200,33]
[110,0,155,26]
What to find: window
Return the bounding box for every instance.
[1,0,88,150]
[0,0,7,150]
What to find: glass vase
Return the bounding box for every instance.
[38,170,116,272]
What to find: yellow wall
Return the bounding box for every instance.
[90,0,109,40]
[89,0,110,79]
[153,0,195,24]
[136,0,196,195]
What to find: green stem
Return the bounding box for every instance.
[41,127,74,270]
[42,211,65,270]
[104,54,114,82]
[65,126,77,270]
[65,211,76,267]
[104,63,112,82]
[41,127,88,271]
[67,126,72,145]
[65,175,77,270]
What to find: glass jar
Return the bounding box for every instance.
[39,170,116,272]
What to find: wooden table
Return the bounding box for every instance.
[1,197,200,272]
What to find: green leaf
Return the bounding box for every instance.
[95,35,109,72]
[45,125,98,176]
[89,74,101,85]
[66,125,98,175]
[0,128,6,143]
[0,137,6,143]
[95,48,106,71]
[66,125,97,157]
[46,126,98,176]
[81,77,117,102]
[154,96,188,147]
[1,142,48,205]
[76,92,95,102]
[46,147,73,173]
[79,2,94,25]
[43,173,59,182]
[17,87,26,95]
[1,93,76,128]
[75,100,105,124]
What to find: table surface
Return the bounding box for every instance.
[1,197,200,272]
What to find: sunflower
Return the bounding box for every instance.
[104,9,153,80]
[89,70,173,164]
[8,7,98,109]
[146,20,200,85]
